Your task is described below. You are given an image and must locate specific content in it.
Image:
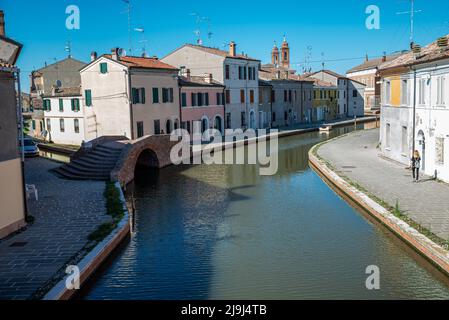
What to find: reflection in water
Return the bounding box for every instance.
[82,125,449,300]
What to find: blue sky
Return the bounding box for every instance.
[3,0,449,92]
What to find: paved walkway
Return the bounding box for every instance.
[318,128,449,239]
[0,157,110,299]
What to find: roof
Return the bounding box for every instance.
[36,57,86,72]
[178,75,225,88]
[259,79,273,87]
[308,69,346,79]
[42,86,81,98]
[346,52,406,74]
[183,44,260,62]
[103,55,178,70]
[0,34,23,65]
[309,78,337,88]
[379,35,449,71]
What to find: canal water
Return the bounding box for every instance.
[82,124,449,300]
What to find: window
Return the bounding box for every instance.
[59,118,65,132]
[100,62,108,74]
[226,113,231,129]
[401,126,408,155]
[43,99,51,111]
[205,93,209,106]
[46,118,51,131]
[386,123,391,149]
[240,90,245,103]
[225,90,231,104]
[250,90,254,104]
[353,90,357,98]
[197,93,203,107]
[74,119,80,133]
[162,88,168,103]
[419,78,426,105]
[225,65,230,80]
[191,92,197,106]
[436,137,445,165]
[152,88,159,103]
[437,76,445,105]
[284,90,288,102]
[241,112,246,127]
[288,90,292,102]
[272,112,276,122]
[181,93,187,107]
[137,121,144,138]
[243,67,247,80]
[216,92,222,105]
[85,89,92,106]
[238,66,243,80]
[59,99,64,112]
[169,88,174,103]
[154,120,161,134]
[401,79,408,105]
[384,81,391,105]
[71,98,80,111]
[132,88,139,104]
[271,90,275,103]
[32,120,36,130]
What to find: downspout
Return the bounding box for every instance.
[16,68,28,218]
[126,68,134,139]
[222,86,226,131]
[412,66,417,155]
[178,81,182,126]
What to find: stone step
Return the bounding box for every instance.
[91,148,122,158]
[66,162,114,174]
[52,168,109,181]
[83,153,119,162]
[73,156,118,167]
[71,159,116,171]
[95,145,123,154]
[56,165,110,179]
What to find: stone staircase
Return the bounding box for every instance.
[53,144,124,181]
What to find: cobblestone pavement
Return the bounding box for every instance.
[0,157,111,299]
[318,128,449,239]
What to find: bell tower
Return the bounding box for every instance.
[281,36,290,69]
[271,42,279,66]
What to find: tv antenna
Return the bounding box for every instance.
[65,40,72,58]
[396,0,422,47]
[121,0,133,54]
[189,13,210,45]
[134,27,148,57]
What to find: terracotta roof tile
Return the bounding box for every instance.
[104,55,178,70]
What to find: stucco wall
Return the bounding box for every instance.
[0,158,26,238]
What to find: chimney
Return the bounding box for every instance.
[111,48,119,61]
[412,44,422,56]
[0,10,5,36]
[182,68,191,80]
[204,73,213,84]
[90,51,98,62]
[365,53,369,62]
[284,70,289,80]
[382,51,387,62]
[229,41,236,57]
[276,70,281,79]
[437,36,448,50]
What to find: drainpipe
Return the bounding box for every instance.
[222,86,226,132]
[178,82,182,127]
[411,66,417,156]
[16,69,29,218]
[126,69,134,139]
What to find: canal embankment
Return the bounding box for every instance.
[309,128,449,277]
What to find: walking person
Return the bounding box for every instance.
[411,150,421,182]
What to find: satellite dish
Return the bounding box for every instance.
[55,80,62,88]
[118,48,127,57]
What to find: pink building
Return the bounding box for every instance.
[179,72,225,134]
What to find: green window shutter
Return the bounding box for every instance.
[181,93,187,107]
[47,100,51,111]
[100,62,108,74]
[85,90,92,106]
[75,99,80,111]
[131,88,137,104]
[152,88,159,103]
[141,88,146,104]
[59,99,63,111]
[71,99,74,111]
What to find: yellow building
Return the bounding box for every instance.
[311,79,338,121]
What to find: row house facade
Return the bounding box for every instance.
[80,50,180,140]
[42,87,85,145]
[29,57,86,140]
[0,10,26,238]
[306,70,365,118]
[162,42,261,130]
[346,52,405,112]
[379,35,449,183]
[178,71,226,134]
[309,79,338,122]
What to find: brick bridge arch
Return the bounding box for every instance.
[111,135,180,186]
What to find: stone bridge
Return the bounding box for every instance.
[110,135,180,186]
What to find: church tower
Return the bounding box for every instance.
[280,36,290,69]
[271,43,280,66]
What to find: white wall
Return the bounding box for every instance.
[44,96,85,145]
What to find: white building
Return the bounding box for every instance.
[379,35,449,182]
[42,87,85,145]
[162,42,261,129]
[80,49,180,140]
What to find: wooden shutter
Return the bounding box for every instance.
[141,88,146,104]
